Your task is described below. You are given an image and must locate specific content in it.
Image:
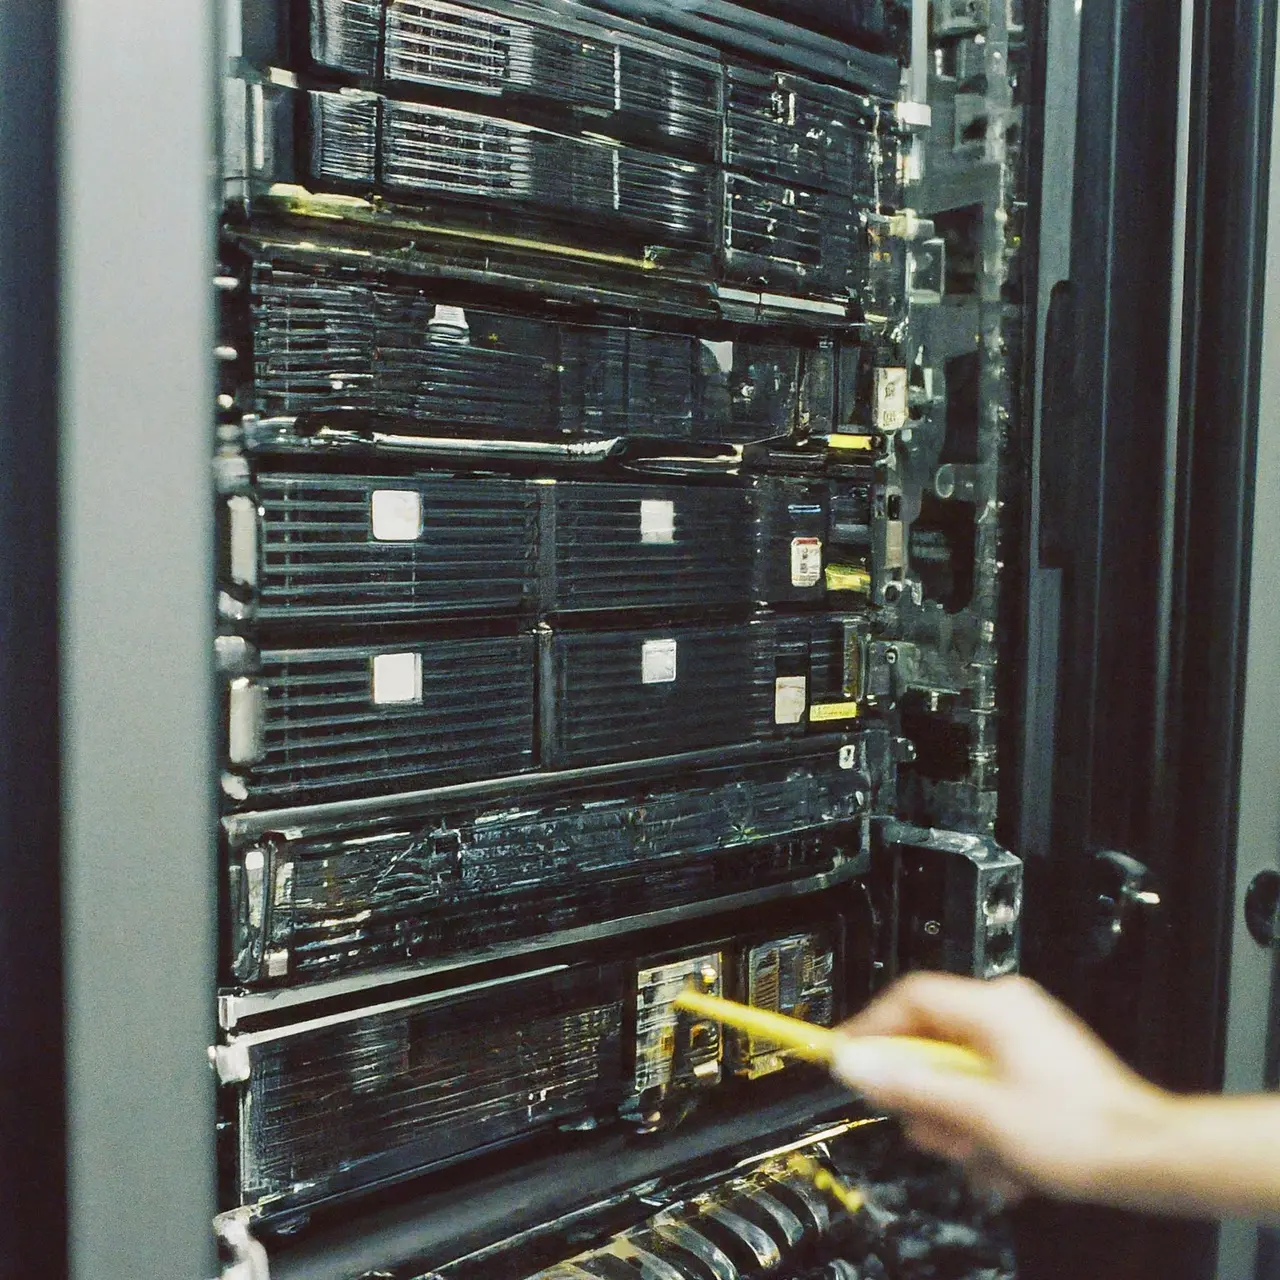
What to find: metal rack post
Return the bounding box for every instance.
[59,1,218,1276]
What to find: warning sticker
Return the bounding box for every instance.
[790,537,823,587]
[774,675,808,725]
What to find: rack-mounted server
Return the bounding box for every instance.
[217,472,850,625]
[225,747,879,987]
[293,0,723,157]
[218,614,880,804]
[232,254,852,439]
[216,899,862,1224]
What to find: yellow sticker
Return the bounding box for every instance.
[828,433,876,451]
[809,702,861,723]
[824,564,872,594]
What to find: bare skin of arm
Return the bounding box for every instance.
[830,973,1280,1221]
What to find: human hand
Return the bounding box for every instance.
[830,973,1175,1206]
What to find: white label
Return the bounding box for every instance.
[885,520,906,570]
[250,82,266,173]
[227,494,259,588]
[265,949,290,978]
[640,499,676,545]
[897,100,932,129]
[641,638,678,685]
[774,676,808,725]
[431,304,468,330]
[227,678,265,765]
[701,339,735,373]
[371,652,423,705]
[873,367,910,432]
[427,304,471,345]
[790,536,822,587]
[838,744,858,770]
[371,489,423,542]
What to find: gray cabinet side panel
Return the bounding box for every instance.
[59,1,217,1276]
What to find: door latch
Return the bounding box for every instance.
[1245,870,1280,947]
[1089,850,1161,963]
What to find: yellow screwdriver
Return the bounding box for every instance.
[672,988,990,1079]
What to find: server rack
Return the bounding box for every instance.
[8,1,1280,1280]
[208,0,1027,1263]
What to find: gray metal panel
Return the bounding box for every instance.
[1153,0,1196,773]
[1036,0,1082,336]
[59,0,217,1276]
[1216,18,1280,1280]
[1016,0,1079,859]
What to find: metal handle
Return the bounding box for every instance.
[1089,850,1161,963]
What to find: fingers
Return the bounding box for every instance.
[831,1039,1006,1142]
[837,972,1044,1059]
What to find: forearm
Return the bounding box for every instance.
[1094,1094,1280,1220]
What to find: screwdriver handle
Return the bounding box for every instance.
[672,988,990,1077]
[674,988,837,1062]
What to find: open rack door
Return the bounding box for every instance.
[1214,10,1280,1279]
[1014,0,1280,1277]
